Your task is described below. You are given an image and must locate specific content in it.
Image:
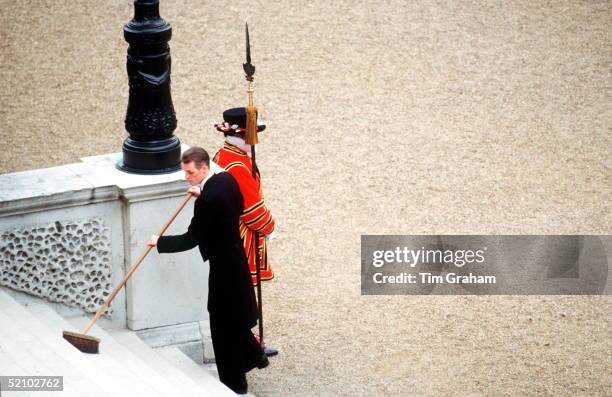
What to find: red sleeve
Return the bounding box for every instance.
[227,165,275,235]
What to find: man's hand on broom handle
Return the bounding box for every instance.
[147,235,159,247]
[187,185,201,197]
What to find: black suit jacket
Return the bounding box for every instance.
[157,172,258,328]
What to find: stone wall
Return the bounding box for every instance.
[1,218,113,314]
[0,149,213,334]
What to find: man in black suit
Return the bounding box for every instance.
[147,146,268,394]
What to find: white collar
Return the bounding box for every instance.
[225,135,252,154]
[199,165,220,190]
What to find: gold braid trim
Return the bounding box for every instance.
[245,211,268,227]
[225,161,250,173]
[242,200,264,216]
[223,142,248,156]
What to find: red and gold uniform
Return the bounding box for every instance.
[215,141,275,285]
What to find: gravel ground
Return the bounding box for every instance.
[1,1,610,396]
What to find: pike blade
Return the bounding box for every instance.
[243,22,255,80]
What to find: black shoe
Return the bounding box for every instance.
[256,352,269,369]
[264,346,279,357]
[230,380,248,394]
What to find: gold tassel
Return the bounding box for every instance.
[245,106,259,145]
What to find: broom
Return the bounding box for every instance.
[63,193,193,353]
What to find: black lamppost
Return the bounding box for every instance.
[118,0,181,174]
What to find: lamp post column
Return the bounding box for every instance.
[118,0,181,174]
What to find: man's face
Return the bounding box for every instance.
[182,161,209,186]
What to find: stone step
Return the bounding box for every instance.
[157,346,237,396]
[29,304,180,397]
[0,289,146,396]
[66,315,231,397]
[0,287,237,396]
[0,299,96,397]
[0,344,35,397]
[108,328,216,397]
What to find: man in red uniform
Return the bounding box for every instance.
[214,107,278,356]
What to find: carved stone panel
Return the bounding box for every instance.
[0,218,113,314]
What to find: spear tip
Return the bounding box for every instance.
[245,22,251,64]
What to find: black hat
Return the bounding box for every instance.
[214,107,266,136]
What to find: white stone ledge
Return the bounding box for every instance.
[0,163,118,217]
[0,149,197,216]
[0,183,120,217]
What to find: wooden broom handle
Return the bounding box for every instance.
[82,193,193,335]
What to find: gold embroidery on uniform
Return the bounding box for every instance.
[225,161,251,173]
[223,143,249,156]
[258,217,274,232]
[245,211,267,227]
[242,200,264,216]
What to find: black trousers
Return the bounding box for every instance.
[209,313,263,392]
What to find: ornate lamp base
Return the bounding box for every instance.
[117,136,181,175]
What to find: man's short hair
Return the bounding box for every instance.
[181,147,210,168]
